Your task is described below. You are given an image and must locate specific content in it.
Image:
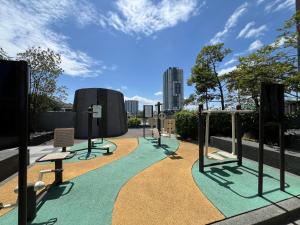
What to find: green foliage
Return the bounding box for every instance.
[0,48,9,60]
[127,117,141,128]
[17,47,67,115]
[225,45,297,108]
[188,43,231,110]
[174,110,198,139]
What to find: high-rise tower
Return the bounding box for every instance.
[163,67,184,112]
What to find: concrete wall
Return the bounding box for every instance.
[210,136,300,176]
[36,112,75,132]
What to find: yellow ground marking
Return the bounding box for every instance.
[112,141,225,225]
[0,138,138,217]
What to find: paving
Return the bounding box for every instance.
[192,158,300,218]
[0,137,179,225]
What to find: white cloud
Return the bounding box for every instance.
[218,66,237,75]
[125,95,159,109]
[257,0,266,5]
[238,23,267,39]
[248,40,263,51]
[210,3,248,44]
[154,91,163,96]
[265,0,293,13]
[0,0,114,78]
[224,58,237,66]
[103,0,204,36]
[244,25,267,38]
[238,22,255,38]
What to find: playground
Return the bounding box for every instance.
[0,134,299,225]
[0,61,300,225]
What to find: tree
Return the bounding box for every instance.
[0,48,9,60]
[225,45,296,109]
[188,43,232,110]
[17,47,67,130]
[276,10,300,103]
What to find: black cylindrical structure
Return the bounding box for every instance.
[73,88,127,138]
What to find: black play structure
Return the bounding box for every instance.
[198,82,286,197]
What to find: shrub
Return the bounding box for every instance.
[128,117,141,128]
[174,110,198,139]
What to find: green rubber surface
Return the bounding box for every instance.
[192,158,300,217]
[0,137,179,225]
[66,139,117,162]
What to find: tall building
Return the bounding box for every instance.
[163,67,184,112]
[125,100,139,116]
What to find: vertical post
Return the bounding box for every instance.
[157,102,161,147]
[62,147,66,152]
[88,106,93,153]
[198,104,204,173]
[279,123,285,191]
[258,84,265,197]
[55,160,63,185]
[236,105,242,166]
[231,113,236,155]
[19,61,29,225]
[143,105,146,138]
[296,0,300,109]
[205,113,210,157]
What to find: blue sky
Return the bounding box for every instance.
[0,0,295,108]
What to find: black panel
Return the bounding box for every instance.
[261,83,284,123]
[0,60,29,149]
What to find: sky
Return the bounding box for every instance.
[0,0,295,108]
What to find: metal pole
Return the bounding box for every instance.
[157,102,161,146]
[19,61,29,225]
[258,84,265,197]
[205,113,210,157]
[88,106,92,153]
[236,105,243,166]
[231,113,236,155]
[198,104,204,173]
[143,106,146,138]
[279,123,285,191]
[297,0,300,109]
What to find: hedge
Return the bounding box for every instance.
[174,110,300,145]
[128,117,141,128]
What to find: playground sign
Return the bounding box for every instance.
[143,105,153,118]
[159,112,166,120]
[92,105,102,118]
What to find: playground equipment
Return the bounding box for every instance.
[162,119,176,137]
[198,82,286,197]
[155,102,163,146]
[148,117,156,137]
[54,128,74,152]
[198,105,253,170]
[143,105,153,138]
[0,151,75,221]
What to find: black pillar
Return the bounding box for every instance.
[236,105,243,166]
[258,85,265,197]
[279,123,285,191]
[18,61,29,225]
[198,104,204,173]
[143,105,146,138]
[157,102,161,147]
[88,106,93,153]
[55,160,63,185]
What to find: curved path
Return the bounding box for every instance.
[0,138,137,217]
[112,141,224,225]
[0,137,178,225]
